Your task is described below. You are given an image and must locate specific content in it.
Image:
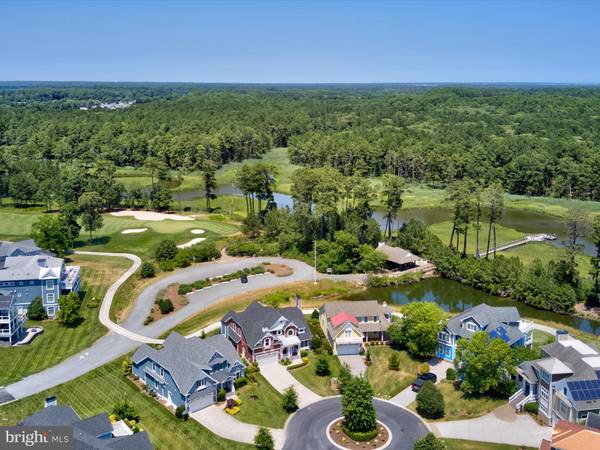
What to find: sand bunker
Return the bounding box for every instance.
[190,229,205,235]
[177,237,206,249]
[121,228,148,234]
[111,210,194,222]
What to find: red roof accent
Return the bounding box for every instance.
[331,312,358,328]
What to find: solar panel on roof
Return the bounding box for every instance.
[573,391,582,401]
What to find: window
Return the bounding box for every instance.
[287,329,294,336]
[46,280,53,289]
[445,346,451,357]
[46,293,55,304]
[540,369,550,384]
[465,322,478,332]
[438,332,450,343]
[344,329,352,338]
[558,400,569,419]
[264,338,271,348]
[298,328,305,334]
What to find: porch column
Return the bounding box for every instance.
[380,331,383,342]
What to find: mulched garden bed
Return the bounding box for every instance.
[328,419,390,449]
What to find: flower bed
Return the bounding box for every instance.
[328,418,390,450]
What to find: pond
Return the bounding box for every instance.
[179,188,595,255]
[346,277,600,336]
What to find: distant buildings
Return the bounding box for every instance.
[80,100,136,111]
[132,332,245,413]
[376,243,421,272]
[222,300,312,363]
[436,303,533,361]
[319,300,393,355]
[0,240,81,318]
[514,330,600,425]
[539,417,600,450]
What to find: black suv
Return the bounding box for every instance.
[411,372,438,392]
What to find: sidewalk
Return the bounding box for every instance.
[259,361,322,408]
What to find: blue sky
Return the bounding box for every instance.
[1,0,599,83]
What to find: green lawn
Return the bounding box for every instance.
[0,359,250,450]
[289,352,343,397]
[0,254,130,386]
[531,330,555,355]
[410,380,506,421]
[442,438,535,450]
[235,374,289,428]
[506,242,592,280]
[365,346,424,399]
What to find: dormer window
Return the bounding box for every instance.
[298,328,305,334]
[465,322,478,332]
[264,338,271,348]
[287,329,294,336]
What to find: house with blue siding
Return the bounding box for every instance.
[132,332,245,413]
[436,303,533,362]
[0,240,80,318]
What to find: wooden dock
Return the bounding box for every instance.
[476,233,557,258]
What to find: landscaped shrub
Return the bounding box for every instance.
[178,284,193,295]
[300,349,309,358]
[175,405,186,419]
[446,367,457,381]
[342,376,377,435]
[234,376,248,389]
[144,315,154,325]
[254,427,274,450]
[524,402,539,414]
[365,350,371,366]
[315,355,331,376]
[158,259,175,272]
[281,386,298,412]
[217,388,226,402]
[157,298,174,315]
[337,364,352,394]
[416,381,445,419]
[413,433,448,450]
[140,262,156,278]
[189,242,220,261]
[174,250,192,268]
[311,309,319,319]
[155,240,178,261]
[287,358,309,371]
[417,362,430,375]
[112,401,140,421]
[193,279,210,290]
[388,351,400,371]
[122,358,132,376]
[27,297,47,320]
[342,427,378,442]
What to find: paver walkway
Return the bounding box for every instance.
[338,355,366,376]
[191,405,286,449]
[259,361,322,408]
[430,404,552,448]
[390,358,452,407]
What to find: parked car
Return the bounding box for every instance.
[240,274,248,284]
[412,372,437,392]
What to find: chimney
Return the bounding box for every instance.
[44,395,57,408]
[295,294,302,310]
[556,329,569,342]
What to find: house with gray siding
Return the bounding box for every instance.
[132,332,245,413]
[512,330,600,426]
[0,291,25,345]
[0,240,80,318]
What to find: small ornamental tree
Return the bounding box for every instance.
[140,262,156,278]
[413,433,448,450]
[217,388,226,402]
[338,364,352,394]
[122,358,132,376]
[311,309,319,320]
[388,351,400,371]
[158,298,174,315]
[315,354,330,376]
[112,401,140,422]
[416,381,445,419]
[281,386,298,412]
[27,297,47,320]
[254,427,274,450]
[57,292,82,327]
[342,376,377,433]
[155,240,178,261]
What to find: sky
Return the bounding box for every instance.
[1,0,599,83]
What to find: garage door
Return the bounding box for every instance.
[256,351,279,365]
[336,344,361,355]
[188,388,215,412]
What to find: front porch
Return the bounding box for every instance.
[279,334,301,362]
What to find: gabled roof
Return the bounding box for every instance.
[546,419,600,450]
[0,240,50,259]
[535,357,573,376]
[376,243,420,265]
[331,311,358,328]
[132,332,243,394]
[0,254,64,281]
[445,304,522,339]
[222,301,311,347]
[19,405,80,426]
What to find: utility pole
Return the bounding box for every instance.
[314,239,317,285]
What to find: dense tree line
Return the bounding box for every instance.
[2,84,600,206]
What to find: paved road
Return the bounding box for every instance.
[283,397,429,450]
[259,361,322,408]
[0,255,364,404]
[431,403,552,447]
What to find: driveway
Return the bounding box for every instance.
[390,358,452,407]
[430,404,552,448]
[283,397,429,450]
[259,361,322,408]
[338,355,366,376]
[192,405,285,449]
